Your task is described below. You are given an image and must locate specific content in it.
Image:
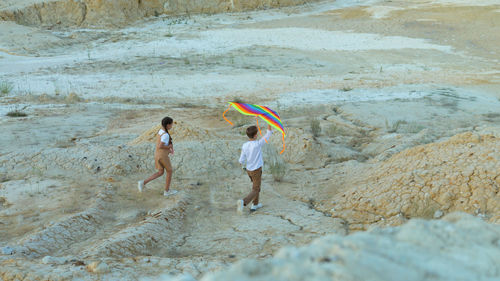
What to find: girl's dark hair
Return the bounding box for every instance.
[161,117,173,145]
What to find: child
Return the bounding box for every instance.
[237,124,273,214]
[138,116,177,197]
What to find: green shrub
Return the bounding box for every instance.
[0,81,14,95]
[7,110,27,117]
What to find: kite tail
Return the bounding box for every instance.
[256,118,267,143]
[223,104,233,126]
[280,134,285,154]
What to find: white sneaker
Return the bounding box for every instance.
[138,181,144,192]
[237,199,244,214]
[250,203,263,211]
[163,189,178,197]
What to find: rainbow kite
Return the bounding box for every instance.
[223,102,286,154]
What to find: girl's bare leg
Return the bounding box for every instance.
[164,157,173,191]
[165,171,172,191]
[144,169,164,185]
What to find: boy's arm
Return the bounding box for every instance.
[258,125,273,145]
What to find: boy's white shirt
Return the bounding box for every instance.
[239,129,273,171]
[158,129,170,145]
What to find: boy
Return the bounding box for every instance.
[237,124,273,214]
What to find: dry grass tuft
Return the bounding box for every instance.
[310,118,321,137]
[264,144,287,182]
[0,81,14,95]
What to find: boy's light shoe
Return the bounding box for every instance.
[250,203,263,212]
[163,189,178,197]
[138,181,144,192]
[237,199,244,214]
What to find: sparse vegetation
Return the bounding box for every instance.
[232,96,246,104]
[326,123,348,137]
[407,197,441,220]
[385,119,404,133]
[385,119,425,134]
[332,106,341,114]
[54,138,75,148]
[340,86,353,92]
[401,121,425,134]
[0,81,14,95]
[310,118,321,137]
[64,92,82,104]
[6,110,27,117]
[264,144,287,182]
[348,129,372,148]
[482,112,500,122]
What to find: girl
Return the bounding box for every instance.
[138,116,177,196]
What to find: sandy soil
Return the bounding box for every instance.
[0,0,499,280]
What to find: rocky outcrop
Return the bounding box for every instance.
[83,195,188,257]
[329,132,500,230]
[201,212,500,281]
[0,0,314,28]
[12,185,114,258]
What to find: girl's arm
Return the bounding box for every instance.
[158,142,172,150]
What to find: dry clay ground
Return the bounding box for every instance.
[0,0,499,280]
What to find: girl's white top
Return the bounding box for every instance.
[239,130,273,171]
[158,129,170,145]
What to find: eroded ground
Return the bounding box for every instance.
[0,0,499,280]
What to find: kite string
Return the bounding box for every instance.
[223,103,233,126]
[280,134,285,154]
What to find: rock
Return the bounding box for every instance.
[434,210,444,219]
[86,261,99,272]
[86,261,110,273]
[94,262,110,273]
[41,256,66,265]
[174,273,197,281]
[201,213,500,281]
[329,132,500,229]
[1,246,15,255]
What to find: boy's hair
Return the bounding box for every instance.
[246,126,258,139]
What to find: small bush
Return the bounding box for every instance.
[264,145,287,182]
[269,158,286,182]
[407,197,441,220]
[385,119,405,133]
[64,92,82,104]
[232,96,246,104]
[310,118,321,137]
[7,110,27,117]
[0,81,14,95]
[327,123,349,137]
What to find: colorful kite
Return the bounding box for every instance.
[223,102,286,154]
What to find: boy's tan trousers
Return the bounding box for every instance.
[243,167,262,206]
